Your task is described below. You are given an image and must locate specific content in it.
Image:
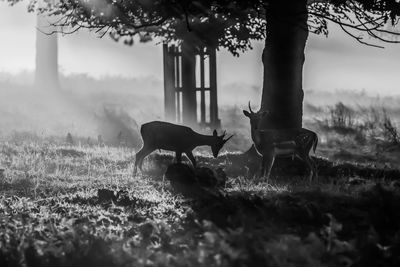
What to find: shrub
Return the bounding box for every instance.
[329,102,355,130]
[382,110,399,145]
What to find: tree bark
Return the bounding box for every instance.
[260,0,309,129]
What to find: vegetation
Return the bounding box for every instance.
[307,102,400,169]
[1,2,399,266]
[1,127,400,267]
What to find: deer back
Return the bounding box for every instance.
[140,121,196,151]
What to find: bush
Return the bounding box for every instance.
[382,110,399,145]
[317,103,400,148]
[329,102,355,130]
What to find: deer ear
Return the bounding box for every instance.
[243,110,250,117]
[213,129,218,136]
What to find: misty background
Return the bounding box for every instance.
[0,2,400,150]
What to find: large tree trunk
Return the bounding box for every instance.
[259,0,309,129]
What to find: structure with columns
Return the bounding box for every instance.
[163,41,220,129]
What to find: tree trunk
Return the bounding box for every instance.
[260,0,309,129]
[36,10,59,90]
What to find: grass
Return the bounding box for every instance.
[0,102,399,267]
[310,103,400,170]
[0,138,400,267]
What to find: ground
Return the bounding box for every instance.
[1,135,400,267]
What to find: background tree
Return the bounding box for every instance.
[13,0,400,128]
[36,0,60,90]
[3,0,60,89]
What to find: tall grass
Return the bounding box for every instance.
[316,102,400,146]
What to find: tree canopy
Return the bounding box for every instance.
[10,0,398,55]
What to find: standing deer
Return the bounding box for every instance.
[133,121,233,174]
[243,103,318,182]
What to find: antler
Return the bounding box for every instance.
[249,101,271,116]
[223,134,234,143]
[248,101,254,114]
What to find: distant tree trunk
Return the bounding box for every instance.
[259,0,308,129]
[35,10,59,90]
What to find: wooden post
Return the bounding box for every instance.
[200,49,206,124]
[175,46,182,122]
[163,44,175,121]
[209,47,220,128]
[181,40,197,126]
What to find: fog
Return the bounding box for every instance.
[0,72,163,148]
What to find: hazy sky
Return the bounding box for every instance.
[1,2,400,96]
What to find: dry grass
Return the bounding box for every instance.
[0,100,400,267]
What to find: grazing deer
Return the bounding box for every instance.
[133,121,233,174]
[243,103,318,182]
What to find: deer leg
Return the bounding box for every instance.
[311,157,318,182]
[259,158,266,180]
[175,151,182,164]
[300,153,314,183]
[134,147,145,174]
[261,153,275,183]
[135,146,154,173]
[139,149,154,171]
[264,154,275,183]
[185,151,196,168]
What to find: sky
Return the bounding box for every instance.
[0,2,400,96]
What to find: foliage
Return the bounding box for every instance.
[308,0,400,47]
[42,0,267,56]
[5,0,397,55]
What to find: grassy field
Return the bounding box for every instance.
[1,81,400,266]
[1,135,400,267]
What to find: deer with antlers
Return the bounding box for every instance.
[243,103,318,182]
[133,121,233,174]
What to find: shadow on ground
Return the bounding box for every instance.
[148,145,400,181]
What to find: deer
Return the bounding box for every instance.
[133,121,233,174]
[243,102,318,182]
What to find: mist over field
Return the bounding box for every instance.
[0,72,162,145]
[1,70,400,154]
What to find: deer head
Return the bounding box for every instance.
[211,129,234,158]
[243,102,269,130]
